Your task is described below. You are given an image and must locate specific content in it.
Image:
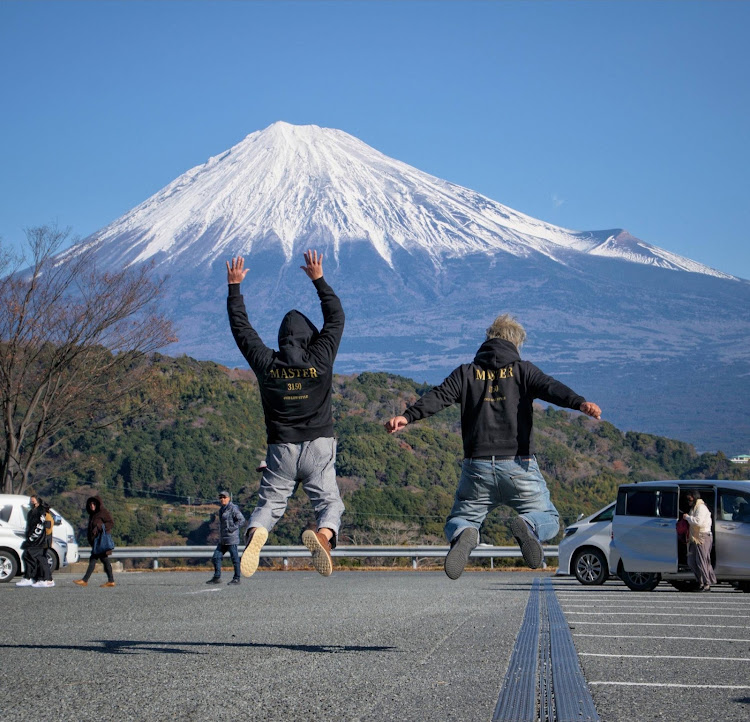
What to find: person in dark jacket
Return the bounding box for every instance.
[206,491,247,585]
[74,495,116,588]
[227,250,345,578]
[385,314,602,579]
[16,494,53,588]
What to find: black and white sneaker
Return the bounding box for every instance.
[444,527,479,580]
[510,517,544,569]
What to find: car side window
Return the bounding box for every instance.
[0,505,10,523]
[617,489,677,518]
[719,489,750,523]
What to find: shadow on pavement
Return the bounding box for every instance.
[0,640,398,656]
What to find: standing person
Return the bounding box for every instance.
[15,494,53,588]
[74,495,116,588]
[227,250,345,578]
[683,490,717,592]
[384,314,602,579]
[206,491,246,585]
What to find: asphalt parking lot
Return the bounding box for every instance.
[1,570,748,721]
[554,577,750,722]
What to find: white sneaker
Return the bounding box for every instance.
[46,580,55,587]
[15,578,33,587]
[32,580,51,588]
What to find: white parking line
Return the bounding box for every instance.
[574,633,750,642]
[570,621,750,629]
[561,601,750,608]
[580,652,750,662]
[589,682,750,690]
[565,611,747,619]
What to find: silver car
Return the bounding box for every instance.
[610,479,750,591]
[556,502,615,585]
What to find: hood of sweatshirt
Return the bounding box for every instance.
[473,338,521,368]
[278,310,319,365]
[86,495,102,515]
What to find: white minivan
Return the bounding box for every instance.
[0,494,79,565]
[609,479,750,592]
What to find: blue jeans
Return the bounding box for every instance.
[212,543,241,579]
[445,456,559,543]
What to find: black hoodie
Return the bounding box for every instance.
[402,338,586,458]
[24,504,48,548]
[227,276,345,444]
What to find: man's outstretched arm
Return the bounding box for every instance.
[226,255,273,373]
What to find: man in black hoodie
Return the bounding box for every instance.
[16,494,53,588]
[227,250,345,578]
[385,314,601,579]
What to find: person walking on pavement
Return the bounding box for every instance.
[74,495,116,588]
[206,491,246,585]
[227,250,345,578]
[16,494,54,588]
[384,314,602,579]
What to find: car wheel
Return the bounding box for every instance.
[0,550,19,582]
[573,548,608,585]
[45,549,59,572]
[668,579,701,593]
[620,568,660,591]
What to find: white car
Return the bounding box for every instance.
[0,494,79,565]
[556,502,615,585]
[0,519,69,582]
[610,479,750,592]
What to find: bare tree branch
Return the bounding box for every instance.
[0,225,176,493]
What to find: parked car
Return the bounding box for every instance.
[0,494,79,564]
[0,519,68,582]
[609,479,750,592]
[556,502,615,585]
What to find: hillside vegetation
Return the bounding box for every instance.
[32,355,746,551]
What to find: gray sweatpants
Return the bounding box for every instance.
[249,437,344,536]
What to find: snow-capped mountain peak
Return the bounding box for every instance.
[66,122,735,280]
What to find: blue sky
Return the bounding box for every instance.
[2,1,749,278]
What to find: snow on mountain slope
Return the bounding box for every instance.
[65,122,735,280]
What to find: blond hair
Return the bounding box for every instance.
[486,314,526,348]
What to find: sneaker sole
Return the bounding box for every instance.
[240,527,268,577]
[510,517,544,569]
[301,530,333,577]
[444,527,479,580]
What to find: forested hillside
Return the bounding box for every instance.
[32,355,746,549]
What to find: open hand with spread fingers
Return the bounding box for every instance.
[226,256,249,284]
[300,250,324,281]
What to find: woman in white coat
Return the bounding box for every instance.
[683,490,717,592]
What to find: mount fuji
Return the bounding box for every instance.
[63,122,750,451]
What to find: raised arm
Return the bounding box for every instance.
[226,256,274,373]
[303,250,345,363]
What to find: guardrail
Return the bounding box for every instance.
[79,544,559,570]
